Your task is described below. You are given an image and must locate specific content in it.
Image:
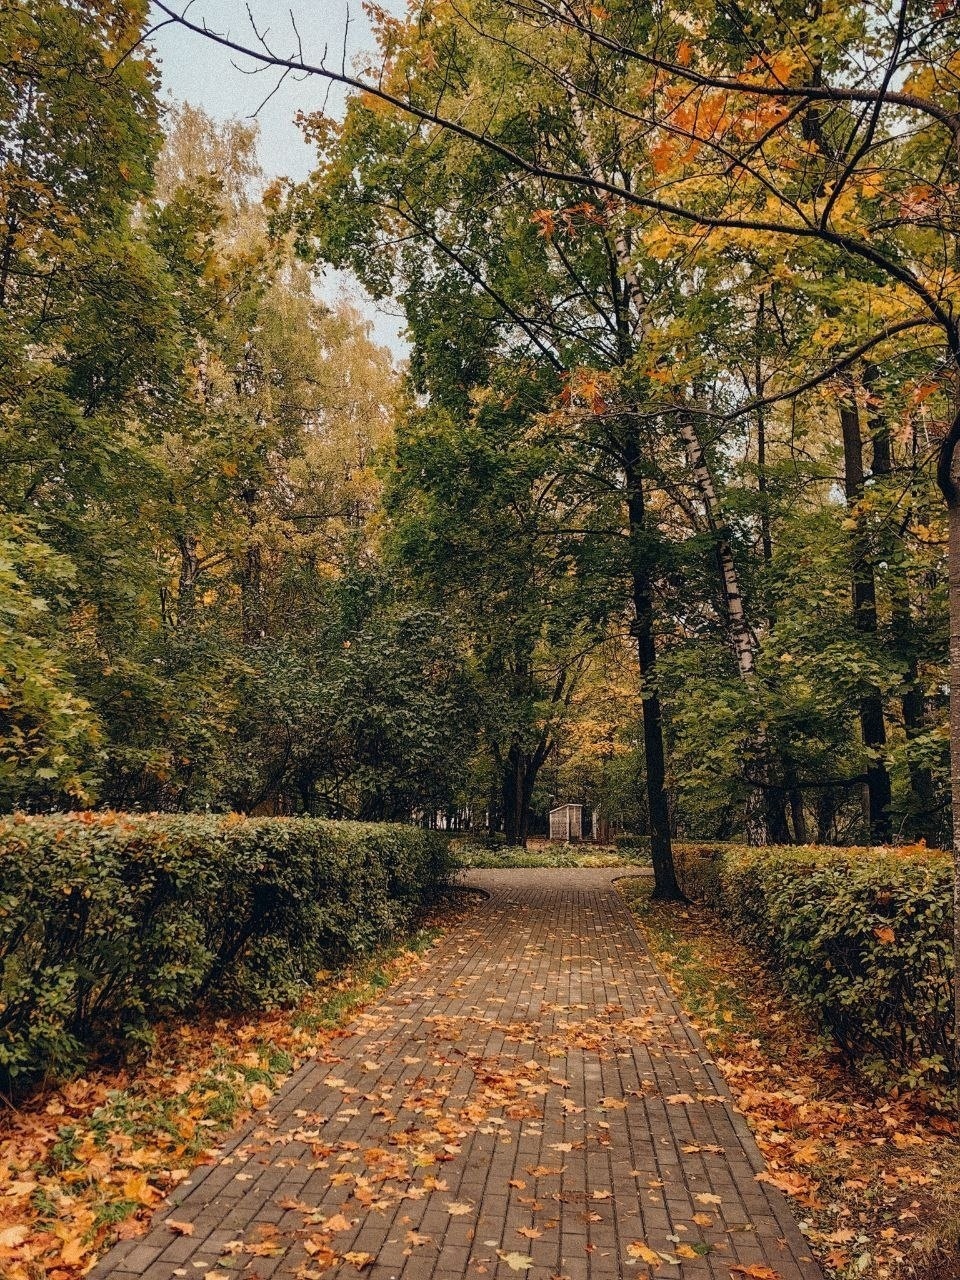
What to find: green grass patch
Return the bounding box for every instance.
[453,843,646,869]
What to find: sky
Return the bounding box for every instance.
[149,1,406,350]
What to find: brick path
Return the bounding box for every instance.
[92,869,822,1280]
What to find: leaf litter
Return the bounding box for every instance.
[621,883,960,1280]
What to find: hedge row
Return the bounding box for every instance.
[0,812,451,1092]
[675,842,954,1090]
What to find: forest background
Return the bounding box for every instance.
[3,0,958,870]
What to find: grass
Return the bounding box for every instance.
[452,838,649,869]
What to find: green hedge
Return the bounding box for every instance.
[613,834,651,854]
[675,843,954,1090]
[0,812,450,1091]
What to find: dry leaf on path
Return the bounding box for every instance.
[496,1249,534,1271]
[319,1213,353,1233]
[626,1241,660,1264]
[344,1251,374,1269]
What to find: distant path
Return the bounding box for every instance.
[92,868,822,1280]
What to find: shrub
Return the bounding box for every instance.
[613,834,651,854]
[0,812,450,1092]
[675,842,954,1090]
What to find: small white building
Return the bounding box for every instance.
[549,803,584,843]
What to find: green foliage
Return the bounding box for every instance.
[0,517,102,806]
[613,834,651,854]
[451,840,636,869]
[676,842,954,1090]
[0,811,450,1092]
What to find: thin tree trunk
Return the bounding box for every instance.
[568,96,683,897]
[866,364,937,841]
[623,432,684,900]
[948,491,960,1094]
[678,408,790,842]
[176,532,199,625]
[678,413,757,679]
[756,292,774,578]
[786,762,809,844]
[839,382,892,841]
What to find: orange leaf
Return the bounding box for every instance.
[626,1241,660,1264]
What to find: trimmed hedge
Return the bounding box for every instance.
[0,812,450,1091]
[676,842,954,1090]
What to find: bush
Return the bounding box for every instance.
[0,812,450,1092]
[675,842,954,1090]
[613,834,651,854]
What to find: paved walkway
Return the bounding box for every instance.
[92,869,822,1280]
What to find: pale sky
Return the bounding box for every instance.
[149,1,406,350]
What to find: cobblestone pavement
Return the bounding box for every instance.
[91,868,822,1280]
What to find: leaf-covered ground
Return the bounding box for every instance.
[0,899,478,1280]
[619,880,960,1280]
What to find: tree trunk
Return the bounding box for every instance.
[784,758,809,843]
[866,365,937,842]
[839,383,892,841]
[678,413,757,678]
[948,493,960,1093]
[679,408,790,842]
[176,532,199,625]
[622,432,684,900]
[570,95,682,895]
[941,411,960,1093]
[501,741,535,847]
[755,292,774,580]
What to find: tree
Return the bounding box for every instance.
[385,371,611,845]
[151,0,960,962]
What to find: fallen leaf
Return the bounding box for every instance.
[496,1250,534,1271]
[166,1220,195,1237]
[446,1201,473,1216]
[626,1241,660,1264]
[344,1251,374,1270]
[320,1213,353,1233]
